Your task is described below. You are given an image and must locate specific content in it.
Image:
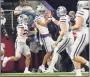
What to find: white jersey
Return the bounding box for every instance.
[16,24,28,43]
[76,9,89,27]
[34,15,49,34]
[69,9,89,59]
[59,15,73,38]
[1,16,6,25]
[75,9,89,34]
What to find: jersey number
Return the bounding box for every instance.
[86,17,89,27]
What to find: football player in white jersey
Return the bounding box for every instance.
[45,6,74,73]
[70,0,89,76]
[34,5,55,72]
[2,14,31,73]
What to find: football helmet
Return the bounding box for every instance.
[35,5,46,15]
[77,0,89,9]
[56,6,67,17]
[17,14,28,25]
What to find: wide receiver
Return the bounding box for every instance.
[2,14,31,73]
[45,6,75,73]
[70,0,89,76]
[34,5,55,72]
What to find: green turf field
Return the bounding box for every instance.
[1,72,89,77]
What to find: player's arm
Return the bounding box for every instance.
[37,18,50,26]
[51,17,60,26]
[60,23,66,36]
[45,10,59,25]
[56,23,66,44]
[71,16,83,30]
[71,9,84,30]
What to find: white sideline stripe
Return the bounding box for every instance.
[1,72,89,76]
[1,72,89,74]
[1,75,76,77]
[1,74,76,76]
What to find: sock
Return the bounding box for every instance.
[25,67,28,71]
[41,64,45,68]
[85,61,89,67]
[49,52,58,70]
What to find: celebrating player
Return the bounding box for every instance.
[34,5,55,72]
[45,6,74,73]
[70,0,89,76]
[2,14,31,73]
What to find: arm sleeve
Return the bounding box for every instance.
[76,9,84,18]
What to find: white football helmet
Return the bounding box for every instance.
[17,14,28,25]
[56,6,67,17]
[36,5,46,15]
[77,0,89,10]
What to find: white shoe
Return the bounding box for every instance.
[2,57,9,67]
[24,70,32,73]
[53,67,58,72]
[81,68,85,72]
[71,69,75,72]
[76,73,82,76]
[44,68,54,73]
[39,65,45,73]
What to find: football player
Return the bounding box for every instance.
[45,6,74,73]
[34,5,55,72]
[70,0,89,76]
[2,14,31,73]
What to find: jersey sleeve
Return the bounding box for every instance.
[60,16,66,23]
[76,9,84,18]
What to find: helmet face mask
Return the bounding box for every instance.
[36,5,46,15]
[77,0,89,10]
[56,6,67,17]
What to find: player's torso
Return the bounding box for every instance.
[34,15,49,34]
[16,24,28,43]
